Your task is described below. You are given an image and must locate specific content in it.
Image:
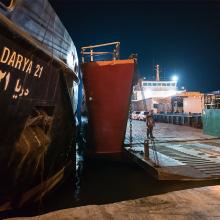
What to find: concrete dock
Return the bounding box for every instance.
[125,121,220,180]
[7,185,220,220]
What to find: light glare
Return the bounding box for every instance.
[172,75,178,81]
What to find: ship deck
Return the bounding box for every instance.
[125,121,220,180]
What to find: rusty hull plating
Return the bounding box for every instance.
[82,59,135,155]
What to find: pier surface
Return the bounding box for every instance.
[7,185,220,220]
[125,121,220,180]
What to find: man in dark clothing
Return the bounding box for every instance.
[146,110,155,139]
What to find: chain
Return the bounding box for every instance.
[151,139,160,167]
[129,95,133,148]
[128,55,137,149]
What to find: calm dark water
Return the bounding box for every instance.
[3,155,220,219]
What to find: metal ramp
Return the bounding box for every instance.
[124,121,220,180]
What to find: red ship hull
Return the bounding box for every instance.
[82,60,135,155]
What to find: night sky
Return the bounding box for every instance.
[50,0,220,92]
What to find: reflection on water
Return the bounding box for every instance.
[75,147,84,202]
[2,149,220,219]
[42,151,220,211]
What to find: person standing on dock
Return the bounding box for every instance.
[146,110,155,139]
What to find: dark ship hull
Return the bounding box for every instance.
[0,0,79,212]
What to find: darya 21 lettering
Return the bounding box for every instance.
[0,46,45,99]
[0,46,43,78]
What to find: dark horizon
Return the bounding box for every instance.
[50,0,220,92]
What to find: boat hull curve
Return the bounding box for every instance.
[0,4,78,212]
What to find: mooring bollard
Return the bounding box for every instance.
[144,139,149,158]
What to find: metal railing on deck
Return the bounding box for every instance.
[154,113,203,128]
[81,42,120,63]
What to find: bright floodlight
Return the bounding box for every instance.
[172,75,178,81]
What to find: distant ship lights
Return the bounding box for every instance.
[172,75,178,82]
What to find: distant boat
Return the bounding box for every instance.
[0,0,79,212]
[81,42,135,156]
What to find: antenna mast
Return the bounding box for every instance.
[156,64,160,81]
